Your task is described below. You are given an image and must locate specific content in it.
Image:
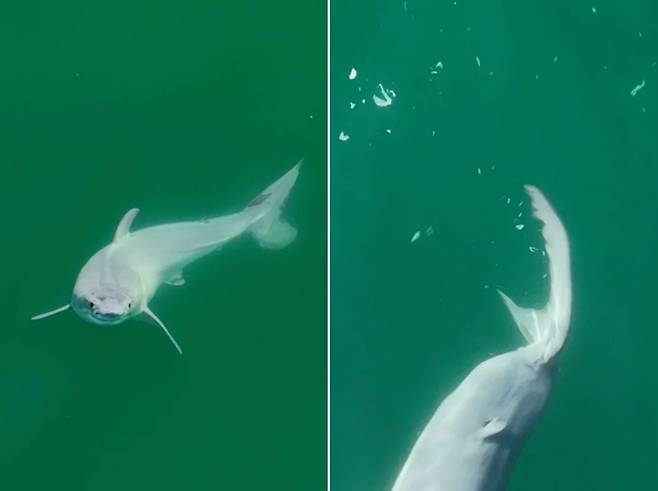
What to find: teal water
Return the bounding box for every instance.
[0,2,326,490]
[332,0,658,489]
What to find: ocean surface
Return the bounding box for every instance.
[0,2,326,490]
[332,0,658,490]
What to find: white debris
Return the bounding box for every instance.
[349,68,358,80]
[553,56,558,63]
[476,56,481,67]
[506,198,511,204]
[535,74,539,80]
[361,98,366,104]
[477,167,482,175]
[410,231,421,243]
[349,102,356,109]
[385,129,392,134]
[483,284,490,289]
[592,6,596,13]
[630,80,646,97]
[431,129,436,136]
[425,226,434,236]
[373,84,396,107]
[338,131,350,141]
[489,71,494,76]
[435,61,444,70]
[528,246,539,253]
[515,224,525,230]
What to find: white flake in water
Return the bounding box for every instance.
[477,167,482,175]
[553,56,559,63]
[385,129,392,134]
[349,102,356,109]
[518,200,524,207]
[535,74,539,80]
[435,61,444,70]
[517,211,523,218]
[338,131,350,141]
[542,273,548,279]
[528,246,539,253]
[410,231,421,243]
[431,129,436,136]
[484,284,490,289]
[425,226,434,236]
[630,80,646,97]
[349,68,357,80]
[373,84,395,107]
[515,224,525,230]
[592,6,596,13]
[361,98,366,104]
[476,56,481,67]
[489,71,494,76]
[506,198,511,204]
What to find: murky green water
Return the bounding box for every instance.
[0,2,326,489]
[332,0,658,489]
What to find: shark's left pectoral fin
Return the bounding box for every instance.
[31,304,70,320]
[140,306,183,355]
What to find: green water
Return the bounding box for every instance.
[332,0,658,490]
[0,2,326,490]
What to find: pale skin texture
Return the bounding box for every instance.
[32,163,301,354]
[391,186,572,491]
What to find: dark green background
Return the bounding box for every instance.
[332,0,657,490]
[0,1,325,490]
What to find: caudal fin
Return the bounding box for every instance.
[498,185,572,362]
[246,161,301,250]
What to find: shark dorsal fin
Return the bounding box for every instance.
[114,208,140,242]
[141,306,183,355]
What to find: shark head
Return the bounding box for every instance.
[71,285,138,326]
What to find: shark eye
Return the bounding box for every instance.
[89,301,94,309]
[128,302,132,308]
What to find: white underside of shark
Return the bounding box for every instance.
[32,163,301,354]
[391,185,572,491]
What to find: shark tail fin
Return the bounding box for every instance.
[246,161,301,250]
[498,185,572,362]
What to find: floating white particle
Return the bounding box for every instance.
[425,226,434,236]
[639,32,643,38]
[652,61,657,67]
[518,200,524,207]
[630,80,646,97]
[309,115,314,119]
[506,198,511,204]
[349,102,356,109]
[515,224,525,230]
[489,71,494,76]
[484,284,490,289]
[349,68,358,80]
[542,273,548,279]
[517,211,523,218]
[436,61,444,70]
[338,131,350,141]
[553,56,558,63]
[535,74,539,80]
[373,83,395,107]
[361,98,366,104]
[603,65,608,70]
[477,167,482,175]
[411,231,421,243]
[385,129,392,134]
[642,107,647,113]
[529,246,539,253]
[490,164,496,170]
[476,56,481,67]
[592,6,596,13]
[431,129,436,136]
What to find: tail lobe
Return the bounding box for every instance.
[498,185,572,362]
[247,161,301,250]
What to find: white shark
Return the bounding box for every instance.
[391,185,572,491]
[32,163,301,354]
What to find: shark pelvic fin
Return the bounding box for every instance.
[141,306,182,355]
[114,208,140,242]
[31,304,70,320]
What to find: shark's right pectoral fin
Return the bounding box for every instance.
[497,289,542,344]
[140,306,183,355]
[31,304,70,320]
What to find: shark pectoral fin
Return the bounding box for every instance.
[141,306,182,355]
[31,304,70,320]
[166,276,186,286]
[114,208,140,242]
[480,417,508,440]
[497,289,541,344]
[165,271,186,286]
